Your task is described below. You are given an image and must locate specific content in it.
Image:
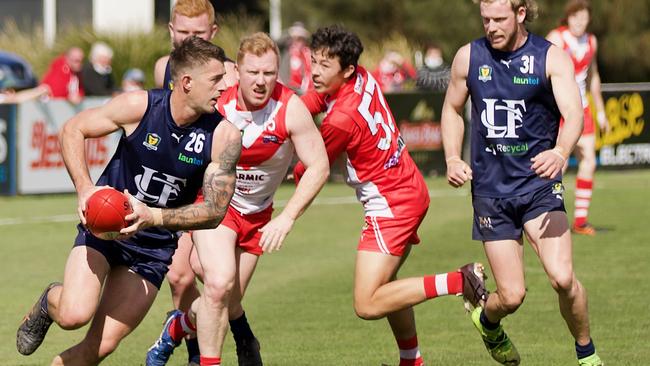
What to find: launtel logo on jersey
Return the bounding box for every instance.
[178,152,203,166]
[478,65,492,82]
[513,75,540,85]
[143,133,161,151]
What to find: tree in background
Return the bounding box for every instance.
[280,0,650,83]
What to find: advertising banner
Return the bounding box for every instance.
[17,98,119,194]
[0,105,16,195]
[385,91,448,175]
[594,88,650,168]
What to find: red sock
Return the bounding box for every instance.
[423,272,463,298]
[574,178,593,227]
[169,312,196,342]
[397,335,424,366]
[200,356,221,366]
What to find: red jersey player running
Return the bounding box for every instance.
[547,0,609,235]
[146,32,329,366]
[297,25,487,366]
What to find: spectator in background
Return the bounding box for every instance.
[81,42,116,96]
[416,43,451,92]
[121,68,145,92]
[279,22,314,95]
[41,47,85,104]
[546,0,608,236]
[372,50,416,93]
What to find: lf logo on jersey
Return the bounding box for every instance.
[480,98,526,138]
[134,166,187,206]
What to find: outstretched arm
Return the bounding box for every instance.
[441,44,472,188]
[259,96,329,252]
[123,120,241,234]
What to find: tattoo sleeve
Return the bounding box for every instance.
[161,136,241,231]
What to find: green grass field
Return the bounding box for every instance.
[1,170,649,365]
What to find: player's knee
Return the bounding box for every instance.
[549,271,576,293]
[166,266,196,289]
[498,288,526,314]
[57,308,92,330]
[353,300,382,320]
[202,274,235,305]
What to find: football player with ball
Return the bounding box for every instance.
[16,37,241,365]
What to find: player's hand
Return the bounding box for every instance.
[530,148,566,179]
[258,213,295,253]
[446,157,472,188]
[119,189,154,239]
[597,111,611,133]
[77,185,110,225]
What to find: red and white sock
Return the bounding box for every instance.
[423,272,463,299]
[574,178,593,227]
[169,312,196,342]
[200,356,221,366]
[397,335,424,366]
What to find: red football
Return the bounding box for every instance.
[85,188,133,240]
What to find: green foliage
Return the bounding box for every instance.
[0,14,265,89]
[1,171,650,364]
[282,0,650,82]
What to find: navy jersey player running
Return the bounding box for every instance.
[155,2,258,365]
[16,37,241,365]
[441,0,602,365]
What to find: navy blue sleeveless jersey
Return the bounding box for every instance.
[97,89,222,244]
[467,33,561,198]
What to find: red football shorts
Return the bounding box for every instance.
[219,205,273,256]
[358,210,427,257]
[560,106,594,136]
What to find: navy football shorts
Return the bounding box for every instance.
[74,224,177,289]
[472,182,566,241]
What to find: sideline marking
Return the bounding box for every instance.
[0,189,469,226]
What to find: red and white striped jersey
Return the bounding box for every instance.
[302,67,429,218]
[555,26,596,107]
[217,83,295,214]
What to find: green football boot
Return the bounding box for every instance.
[578,353,604,366]
[471,307,520,365]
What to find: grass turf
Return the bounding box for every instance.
[1,170,648,365]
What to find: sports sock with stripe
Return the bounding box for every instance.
[397,335,424,366]
[199,356,221,366]
[423,272,463,298]
[574,178,593,227]
[169,312,196,343]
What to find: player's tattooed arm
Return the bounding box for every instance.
[161,131,241,231]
